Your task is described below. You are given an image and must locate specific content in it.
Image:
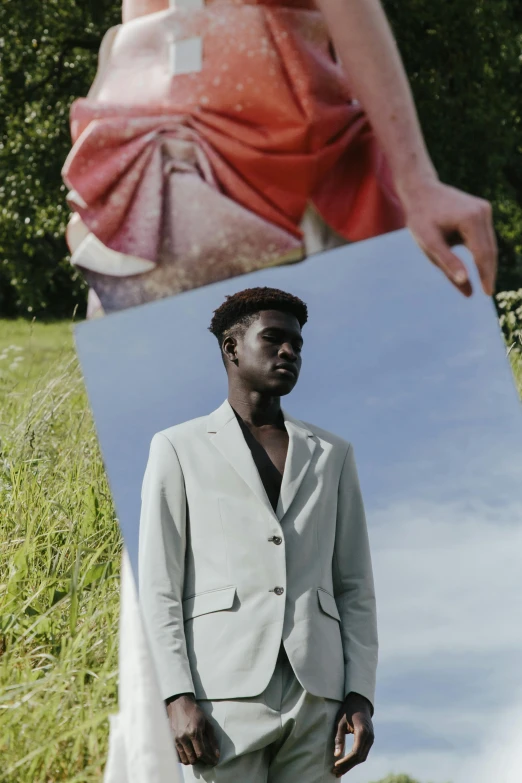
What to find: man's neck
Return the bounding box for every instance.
[227,389,284,429]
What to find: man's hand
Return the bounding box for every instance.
[399,176,498,298]
[166,693,220,767]
[332,692,374,778]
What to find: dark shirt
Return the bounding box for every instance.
[234,410,283,512]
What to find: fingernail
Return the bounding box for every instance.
[454,270,467,284]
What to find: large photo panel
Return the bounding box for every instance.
[76,229,522,782]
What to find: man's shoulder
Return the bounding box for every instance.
[154,413,209,446]
[296,417,352,453]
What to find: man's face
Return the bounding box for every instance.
[230,309,303,395]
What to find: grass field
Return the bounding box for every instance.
[0,317,520,783]
[0,320,121,783]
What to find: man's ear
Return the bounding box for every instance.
[222,335,238,365]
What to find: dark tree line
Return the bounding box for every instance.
[0,0,520,319]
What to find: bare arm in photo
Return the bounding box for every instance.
[316,0,497,297]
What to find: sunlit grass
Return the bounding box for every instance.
[0,320,122,782]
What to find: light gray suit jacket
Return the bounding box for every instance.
[138,399,378,707]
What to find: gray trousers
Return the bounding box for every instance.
[181,645,341,783]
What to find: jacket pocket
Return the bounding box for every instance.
[183,586,237,622]
[317,588,341,622]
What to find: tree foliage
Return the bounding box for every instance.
[0,0,120,319]
[0,0,521,318]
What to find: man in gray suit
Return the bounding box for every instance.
[139,286,378,781]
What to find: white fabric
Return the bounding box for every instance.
[103,548,182,783]
[71,231,155,277]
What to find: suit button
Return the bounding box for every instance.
[274,586,284,596]
[269,536,282,545]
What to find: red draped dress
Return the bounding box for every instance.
[62,0,404,314]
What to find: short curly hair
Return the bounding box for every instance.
[209,287,308,352]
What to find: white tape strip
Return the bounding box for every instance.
[169,0,204,10]
[168,0,204,75]
[72,232,155,277]
[169,37,203,75]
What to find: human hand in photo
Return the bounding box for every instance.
[314,0,497,300]
[166,694,220,766]
[332,691,374,777]
[399,176,498,298]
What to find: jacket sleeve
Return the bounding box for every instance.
[138,432,195,701]
[333,443,378,711]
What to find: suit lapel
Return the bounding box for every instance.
[277,410,317,520]
[207,400,276,518]
[207,400,317,522]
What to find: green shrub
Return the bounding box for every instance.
[497,288,522,356]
